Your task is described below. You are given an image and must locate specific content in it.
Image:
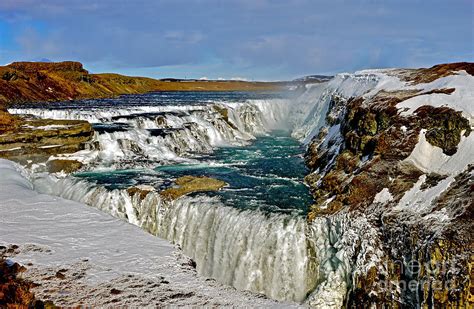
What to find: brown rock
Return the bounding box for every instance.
[47,159,83,173]
[0,117,94,165]
[127,185,155,200]
[160,175,227,200]
[0,255,37,306]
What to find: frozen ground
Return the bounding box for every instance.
[0,159,295,307]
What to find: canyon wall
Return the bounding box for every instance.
[297,62,473,307]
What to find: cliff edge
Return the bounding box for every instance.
[295,62,473,307]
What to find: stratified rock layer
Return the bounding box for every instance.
[0,117,93,165]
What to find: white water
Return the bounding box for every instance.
[0,159,289,307]
[9,78,383,305]
[11,70,449,306]
[31,174,321,302]
[6,67,473,308]
[10,99,290,166]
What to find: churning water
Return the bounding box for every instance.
[12,91,329,303]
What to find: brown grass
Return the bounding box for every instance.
[393,62,474,84]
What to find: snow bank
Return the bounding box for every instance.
[397,71,474,122]
[404,129,474,175]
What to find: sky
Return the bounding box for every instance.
[0,0,472,81]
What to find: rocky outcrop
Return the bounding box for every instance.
[127,185,156,200]
[306,95,470,218]
[160,176,227,200]
[393,62,474,84]
[0,109,18,133]
[302,62,474,307]
[0,117,93,166]
[0,61,164,105]
[0,245,55,308]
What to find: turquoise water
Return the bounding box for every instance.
[76,130,312,215]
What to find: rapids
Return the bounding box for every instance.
[9,88,353,305]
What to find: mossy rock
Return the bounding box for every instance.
[160,175,227,200]
[376,112,391,130]
[360,136,377,155]
[345,132,361,152]
[425,128,465,156]
[357,112,378,136]
[416,106,471,155]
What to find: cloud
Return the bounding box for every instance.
[0,0,472,79]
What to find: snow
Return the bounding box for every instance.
[394,174,455,213]
[0,146,22,151]
[373,188,393,204]
[396,71,474,122]
[404,129,474,175]
[22,124,73,130]
[39,144,62,149]
[0,159,290,307]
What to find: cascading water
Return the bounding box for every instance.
[11,95,291,167]
[9,88,365,305]
[32,174,323,302]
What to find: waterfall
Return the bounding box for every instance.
[13,76,394,305]
[10,99,291,166]
[158,196,318,302]
[31,173,323,302]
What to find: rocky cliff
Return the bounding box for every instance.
[0,115,94,169]
[297,62,473,307]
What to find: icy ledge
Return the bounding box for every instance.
[0,159,294,307]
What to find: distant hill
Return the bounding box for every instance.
[0,61,287,106]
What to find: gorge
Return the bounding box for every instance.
[0,62,473,308]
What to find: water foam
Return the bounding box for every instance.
[11,100,290,167]
[31,173,322,302]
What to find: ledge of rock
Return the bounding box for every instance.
[160,176,227,200]
[0,117,93,165]
[127,185,156,200]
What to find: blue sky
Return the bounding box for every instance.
[0,0,472,80]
